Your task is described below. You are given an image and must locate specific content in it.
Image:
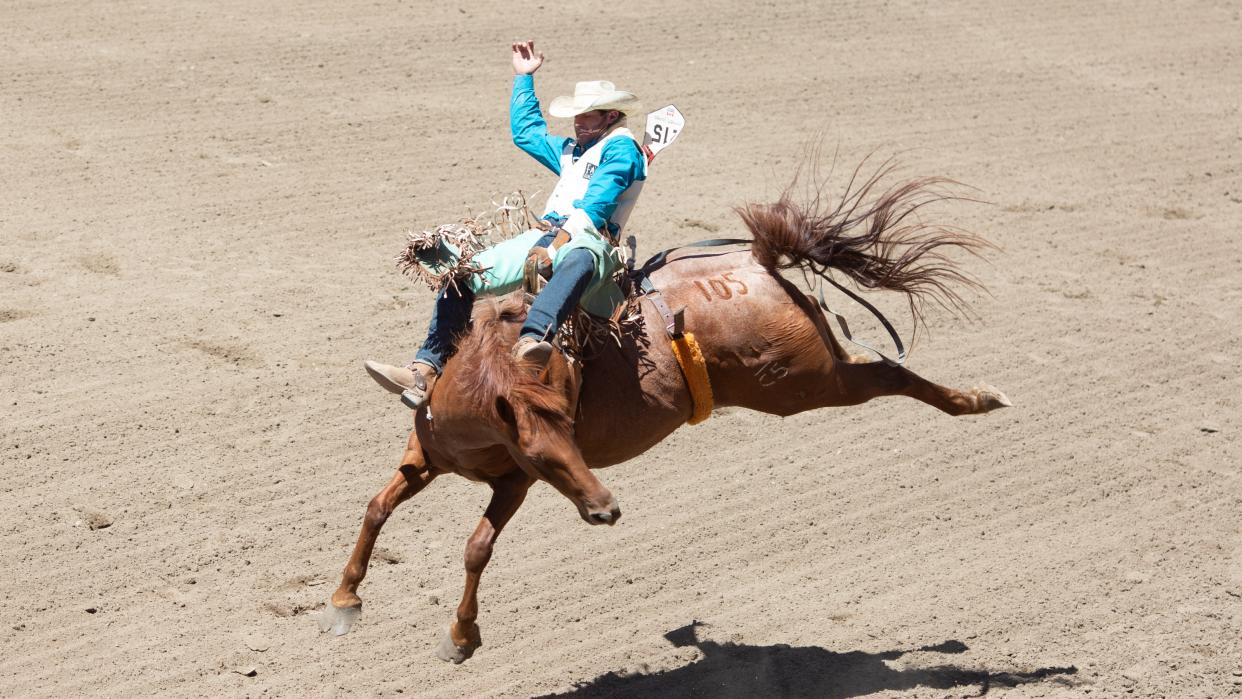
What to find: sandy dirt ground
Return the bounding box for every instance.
[3,0,1241,696]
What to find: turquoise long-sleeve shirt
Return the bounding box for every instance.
[509,74,646,237]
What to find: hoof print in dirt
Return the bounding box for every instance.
[75,507,114,531]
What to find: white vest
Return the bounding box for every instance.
[542,125,646,241]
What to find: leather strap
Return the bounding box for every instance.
[638,238,751,275]
[643,291,684,339]
[817,277,907,366]
[636,238,748,339]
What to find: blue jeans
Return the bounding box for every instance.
[413,234,597,370]
[520,246,597,341]
[413,282,476,372]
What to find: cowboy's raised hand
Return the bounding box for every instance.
[511,40,544,75]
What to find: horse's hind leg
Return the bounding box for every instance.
[320,447,437,636]
[828,359,1011,415]
[786,281,1008,414]
[437,469,532,663]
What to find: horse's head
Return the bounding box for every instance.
[452,297,621,526]
[492,367,620,525]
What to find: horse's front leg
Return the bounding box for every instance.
[436,469,532,663]
[319,440,437,636]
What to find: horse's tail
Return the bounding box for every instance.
[735,158,992,329]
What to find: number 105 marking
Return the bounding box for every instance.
[693,272,748,301]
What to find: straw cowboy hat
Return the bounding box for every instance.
[548,80,641,118]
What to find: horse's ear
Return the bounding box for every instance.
[495,395,519,435]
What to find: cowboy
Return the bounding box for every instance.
[364,40,647,408]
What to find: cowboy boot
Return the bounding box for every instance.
[364,360,438,408]
[511,336,554,368]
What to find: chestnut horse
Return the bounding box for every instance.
[319,172,1011,662]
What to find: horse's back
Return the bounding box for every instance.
[575,245,833,464]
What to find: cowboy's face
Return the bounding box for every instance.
[573,109,621,145]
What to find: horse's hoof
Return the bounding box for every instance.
[317,601,362,636]
[975,384,1013,412]
[435,627,479,664]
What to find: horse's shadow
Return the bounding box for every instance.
[540,622,1078,698]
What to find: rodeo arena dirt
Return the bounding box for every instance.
[3,1,1240,697]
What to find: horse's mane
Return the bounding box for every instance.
[452,295,574,432]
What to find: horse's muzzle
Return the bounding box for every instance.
[581,496,621,526]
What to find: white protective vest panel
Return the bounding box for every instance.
[542,125,646,240]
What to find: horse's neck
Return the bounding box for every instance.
[549,353,583,417]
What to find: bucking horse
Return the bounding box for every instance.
[318,164,1011,662]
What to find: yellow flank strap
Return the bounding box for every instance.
[670,333,713,425]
